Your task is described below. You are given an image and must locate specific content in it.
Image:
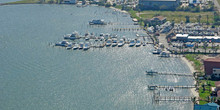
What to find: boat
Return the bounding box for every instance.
[152,48,162,54]
[55,40,69,47]
[106,39,112,47]
[136,40,141,47]
[89,19,107,25]
[145,70,158,75]
[64,31,79,40]
[66,44,73,50]
[129,39,135,47]
[73,43,79,50]
[118,39,124,47]
[112,39,117,47]
[83,42,90,50]
[159,51,170,57]
[79,42,84,49]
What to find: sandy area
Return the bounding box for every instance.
[181,56,199,98]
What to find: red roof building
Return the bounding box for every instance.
[204,58,220,77]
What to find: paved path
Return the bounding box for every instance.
[214,0,220,12]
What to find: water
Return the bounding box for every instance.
[0,4,194,110]
[0,0,20,3]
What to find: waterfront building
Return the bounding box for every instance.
[204,58,220,77]
[139,0,181,10]
[194,103,219,110]
[63,0,78,4]
[147,16,167,26]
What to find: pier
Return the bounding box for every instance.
[148,85,196,90]
[112,28,143,31]
[145,71,193,77]
[153,91,196,102]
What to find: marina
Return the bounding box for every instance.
[0,4,195,110]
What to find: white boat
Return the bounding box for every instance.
[118,39,124,47]
[152,48,162,54]
[73,43,79,50]
[112,39,117,47]
[66,44,73,50]
[64,31,79,40]
[136,40,141,47]
[89,19,107,25]
[55,40,69,47]
[106,39,112,47]
[129,39,135,47]
[159,51,170,57]
[83,42,90,50]
[79,42,84,49]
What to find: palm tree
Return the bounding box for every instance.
[206,15,209,25]
[203,42,208,54]
[197,15,202,25]
[185,16,190,23]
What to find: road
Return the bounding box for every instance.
[214,0,220,12]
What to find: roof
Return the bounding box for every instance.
[151,16,166,21]
[216,81,220,88]
[141,0,177,1]
[194,103,219,110]
[217,90,220,97]
[176,34,188,38]
[204,58,220,63]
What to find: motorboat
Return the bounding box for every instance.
[83,42,90,50]
[66,44,73,50]
[159,51,170,57]
[152,48,162,54]
[64,31,79,40]
[79,42,84,49]
[118,39,124,47]
[136,40,141,47]
[89,19,107,25]
[73,43,79,50]
[106,39,112,47]
[55,40,69,47]
[112,39,117,47]
[129,39,135,47]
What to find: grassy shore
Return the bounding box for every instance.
[5,0,40,4]
[139,11,214,23]
[185,54,217,105]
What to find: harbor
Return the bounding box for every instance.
[0,4,196,110]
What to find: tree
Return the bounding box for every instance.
[206,15,209,25]
[185,16,190,23]
[203,41,208,54]
[197,15,202,24]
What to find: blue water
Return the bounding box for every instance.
[0,4,194,110]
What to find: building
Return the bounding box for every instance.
[148,16,167,26]
[139,0,181,10]
[63,0,77,4]
[194,103,219,110]
[204,58,220,77]
[175,34,189,41]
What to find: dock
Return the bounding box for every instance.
[112,28,143,31]
[148,85,196,90]
[145,71,193,77]
[154,96,195,102]
[153,91,196,102]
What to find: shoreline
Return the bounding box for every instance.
[181,56,199,101]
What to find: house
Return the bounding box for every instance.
[63,0,77,4]
[148,16,167,26]
[139,0,181,10]
[194,103,219,110]
[204,58,220,77]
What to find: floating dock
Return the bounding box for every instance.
[154,96,195,102]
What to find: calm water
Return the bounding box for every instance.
[0,0,20,3]
[0,4,194,110]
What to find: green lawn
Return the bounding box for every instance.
[218,0,220,6]
[139,11,214,23]
[7,0,40,4]
[198,80,215,104]
[185,54,202,72]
